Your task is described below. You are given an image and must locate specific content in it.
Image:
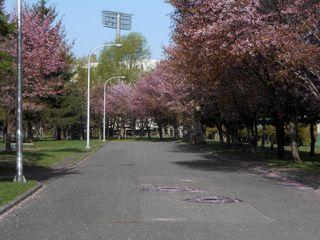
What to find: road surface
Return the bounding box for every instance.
[1,141,320,239]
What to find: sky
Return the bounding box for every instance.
[5,0,173,60]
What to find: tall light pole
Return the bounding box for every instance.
[103,76,125,142]
[86,44,122,149]
[116,12,121,42]
[14,0,26,183]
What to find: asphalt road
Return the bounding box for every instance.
[1,141,320,240]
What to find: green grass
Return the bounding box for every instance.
[268,159,320,172]
[0,140,104,173]
[26,140,103,167]
[0,181,37,207]
[0,140,104,207]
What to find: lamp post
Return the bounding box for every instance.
[86,43,122,149]
[14,0,26,183]
[103,76,125,142]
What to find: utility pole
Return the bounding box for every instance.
[14,0,26,183]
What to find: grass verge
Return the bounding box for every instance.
[0,181,37,207]
[0,140,104,171]
[0,140,104,208]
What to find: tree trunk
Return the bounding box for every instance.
[132,125,136,140]
[289,119,302,163]
[261,125,267,148]
[117,122,121,139]
[80,128,84,140]
[173,121,179,140]
[98,127,102,140]
[254,123,258,150]
[226,132,231,145]
[217,123,224,144]
[190,117,205,144]
[109,122,115,137]
[63,129,68,140]
[275,119,285,159]
[56,126,62,141]
[147,126,151,139]
[246,127,254,152]
[231,127,239,149]
[5,120,13,152]
[66,129,69,140]
[158,124,163,140]
[162,126,166,139]
[270,134,275,151]
[3,124,7,143]
[27,120,33,143]
[250,127,257,152]
[181,121,189,142]
[310,123,316,157]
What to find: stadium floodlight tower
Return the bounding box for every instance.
[102,11,133,42]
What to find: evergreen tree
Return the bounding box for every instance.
[0,0,12,37]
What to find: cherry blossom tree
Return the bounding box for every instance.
[134,59,192,140]
[0,3,71,150]
[168,0,320,161]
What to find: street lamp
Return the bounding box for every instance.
[86,43,122,149]
[14,0,26,183]
[103,76,126,142]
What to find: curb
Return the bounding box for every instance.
[0,182,43,216]
[71,142,106,167]
[50,142,106,170]
[0,142,105,217]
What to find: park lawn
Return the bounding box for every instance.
[0,140,104,171]
[0,181,37,207]
[26,140,104,167]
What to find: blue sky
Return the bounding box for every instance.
[5,0,173,59]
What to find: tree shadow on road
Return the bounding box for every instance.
[0,159,81,183]
[171,142,320,189]
[171,142,266,174]
[51,148,87,153]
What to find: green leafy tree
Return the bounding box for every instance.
[0,0,13,36]
[97,32,150,84]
